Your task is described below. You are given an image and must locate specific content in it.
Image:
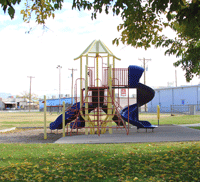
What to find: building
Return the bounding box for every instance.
[39,97,137,112]
[0,98,5,110]
[148,84,200,113]
[39,97,75,112]
[0,96,38,110]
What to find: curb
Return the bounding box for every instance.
[177,123,200,127]
[0,127,16,133]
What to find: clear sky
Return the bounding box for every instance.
[0,2,199,98]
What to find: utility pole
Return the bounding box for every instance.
[27,76,35,112]
[68,68,77,105]
[56,65,62,111]
[139,58,151,112]
[175,70,177,87]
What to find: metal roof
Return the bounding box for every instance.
[3,102,17,104]
[154,84,200,91]
[74,39,120,60]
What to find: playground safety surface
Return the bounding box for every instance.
[54,125,200,144]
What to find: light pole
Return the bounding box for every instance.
[68,68,77,105]
[56,65,62,111]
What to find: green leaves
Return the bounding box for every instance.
[8,6,15,19]
[20,0,61,24]
[173,45,200,82]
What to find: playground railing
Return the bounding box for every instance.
[112,68,129,87]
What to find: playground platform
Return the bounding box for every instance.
[54,125,200,144]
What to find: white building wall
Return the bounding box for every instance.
[173,86,198,105]
[148,85,200,112]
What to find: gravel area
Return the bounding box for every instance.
[0,128,63,143]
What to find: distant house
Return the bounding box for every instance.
[1,96,17,109]
[0,98,5,110]
[0,96,38,110]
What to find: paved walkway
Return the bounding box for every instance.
[54,125,200,144]
[179,123,200,127]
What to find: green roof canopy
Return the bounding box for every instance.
[74,39,120,60]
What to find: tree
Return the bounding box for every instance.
[72,0,200,81]
[20,91,38,102]
[2,0,200,81]
[1,0,63,23]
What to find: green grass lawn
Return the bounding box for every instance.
[0,112,199,130]
[139,113,200,125]
[189,126,200,130]
[0,112,200,181]
[0,142,199,181]
[0,112,59,130]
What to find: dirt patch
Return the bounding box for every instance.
[0,128,66,143]
[0,127,127,143]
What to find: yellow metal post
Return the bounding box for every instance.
[85,64,89,135]
[80,57,82,108]
[157,105,160,126]
[62,101,65,137]
[96,53,99,87]
[107,55,113,134]
[112,57,115,115]
[108,65,113,134]
[44,95,47,139]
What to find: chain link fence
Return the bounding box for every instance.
[40,103,72,113]
[147,104,200,115]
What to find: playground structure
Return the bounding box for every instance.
[49,40,157,136]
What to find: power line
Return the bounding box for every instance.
[138,57,151,85]
[175,70,178,87]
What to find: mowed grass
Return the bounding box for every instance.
[0,112,59,130]
[139,113,200,125]
[0,142,199,181]
[0,112,200,130]
[189,126,200,130]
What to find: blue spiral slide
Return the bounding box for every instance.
[120,66,157,130]
[120,83,157,129]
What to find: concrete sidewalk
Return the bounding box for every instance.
[178,123,200,127]
[54,125,200,144]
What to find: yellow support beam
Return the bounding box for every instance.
[85,64,89,135]
[44,95,47,139]
[96,53,99,87]
[62,101,65,137]
[80,57,82,108]
[157,105,160,126]
[107,56,113,134]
